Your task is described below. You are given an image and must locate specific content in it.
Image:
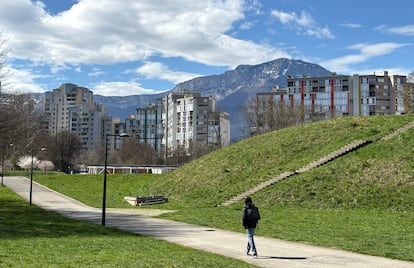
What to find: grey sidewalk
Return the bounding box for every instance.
[4,176,414,268]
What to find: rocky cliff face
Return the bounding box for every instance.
[82,58,333,141]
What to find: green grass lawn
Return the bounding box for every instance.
[0,186,257,268]
[17,115,414,262]
[157,206,414,261]
[27,172,414,262]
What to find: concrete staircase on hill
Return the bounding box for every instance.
[220,140,368,207]
[220,120,414,207]
[380,120,414,141]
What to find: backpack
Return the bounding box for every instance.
[246,206,260,221]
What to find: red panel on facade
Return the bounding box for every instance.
[330,79,335,118]
[347,91,350,113]
[311,93,315,113]
[301,80,305,106]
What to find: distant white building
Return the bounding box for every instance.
[159,90,230,156]
[87,164,176,175]
[41,83,119,151]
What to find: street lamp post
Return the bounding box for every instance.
[1,146,5,187]
[29,147,46,206]
[102,133,129,226]
[1,143,13,187]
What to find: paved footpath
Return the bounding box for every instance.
[4,176,414,268]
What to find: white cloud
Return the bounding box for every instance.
[319,42,410,73]
[88,68,105,77]
[92,81,162,96]
[50,64,70,74]
[270,9,334,39]
[135,62,201,84]
[0,0,289,68]
[240,21,255,30]
[1,66,46,94]
[244,0,262,15]
[0,0,293,96]
[339,23,363,28]
[376,24,414,36]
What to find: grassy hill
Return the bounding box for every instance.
[35,114,414,211]
[150,115,414,210]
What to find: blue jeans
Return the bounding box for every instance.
[246,228,257,255]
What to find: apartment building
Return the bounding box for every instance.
[206,111,230,148]
[41,83,112,151]
[285,73,351,120]
[353,71,395,116]
[104,116,122,152]
[159,90,230,156]
[402,83,414,113]
[257,71,403,130]
[392,75,414,114]
[121,102,163,153]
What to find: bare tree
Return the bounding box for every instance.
[46,130,83,173]
[117,136,160,165]
[0,94,42,156]
[74,149,100,167]
[241,95,304,136]
[187,141,217,162]
[0,31,10,93]
[241,97,258,136]
[164,145,188,166]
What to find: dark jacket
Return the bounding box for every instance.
[242,203,260,229]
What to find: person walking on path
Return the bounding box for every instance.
[242,196,260,258]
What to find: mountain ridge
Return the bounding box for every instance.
[172,58,331,101]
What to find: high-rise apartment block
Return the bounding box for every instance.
[160,90,230,155]
[122,90,230,156]
[41,83,110,151]
[257,71,411,128]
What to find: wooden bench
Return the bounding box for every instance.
[124,195,168,206]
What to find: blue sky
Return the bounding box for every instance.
[0,0,413,96]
